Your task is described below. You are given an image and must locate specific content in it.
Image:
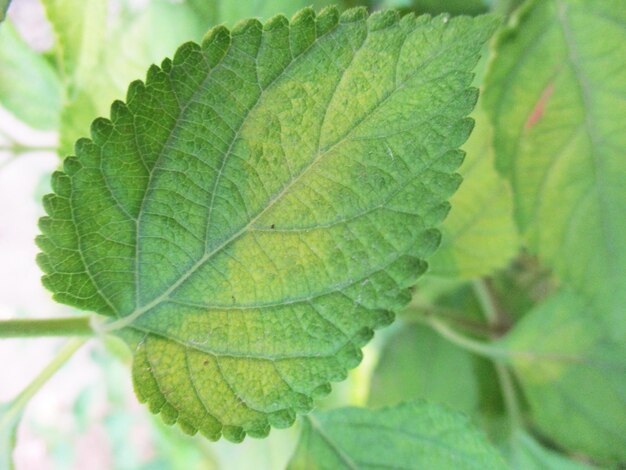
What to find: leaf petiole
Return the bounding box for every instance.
[1,337,87,460]
[473,278,523,430]
[0,316,96,338]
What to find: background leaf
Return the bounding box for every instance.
[368,322,480,414]
[503,290,626,464]
[508,430,593,470]
[0,21,62,129]
[377,0,489,16]
[37,8,495,441]
[429,106,518,279]
[484,0,626,330]
[287,402,506,469]
[206,0,338,26]
[0,0,10,23]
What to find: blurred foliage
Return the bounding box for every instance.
[377,0,488,15]
[504,290,626,464]
[369,322,480,413]
[0,21,61,129]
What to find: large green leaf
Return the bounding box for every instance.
[368,322,479,414]
[287,402,506,469]
[0,22,62,129]
[429,106,518,278]
[483,0,626,327]
[37,8,495,441]
[503,290,626,464]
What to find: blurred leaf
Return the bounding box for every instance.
[42,0,108,84]
[0,0,9,23]
[378,0,489,16]
[407,279,487,328]
[484,0,626,330]
[287,402,507,469]
[503,290,626,464]
[486,0,525,16]
[489,254,557,322]
[210,0,338,26]
[0,21,62,129]
[429,106,519,279]
[368,322,480,414]
[508,430,593,470]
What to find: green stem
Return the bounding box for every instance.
[1,338,87,426]
[422,314,581,363]
[474,278,523,430]
[472,279,500,325]
[0,316,95,338]
[426,316,511,359]
[0,145,57,152]
[494,361,523,428]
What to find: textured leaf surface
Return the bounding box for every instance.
[429,105,518,278]
[0,22,62,129]
[287,402,506,469]
[504,290,626,463]
[484,0,626,326]
[368,323,479,413]
[37,8,495,441]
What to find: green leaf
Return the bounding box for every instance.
[286,402,506,469]
[37,8,496,441]
[368,322,480,414]
[483,0,626,327]
[0,22,62,129]
[509,430,593,470]
[503,290,626,464]
[428,105,519,278]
